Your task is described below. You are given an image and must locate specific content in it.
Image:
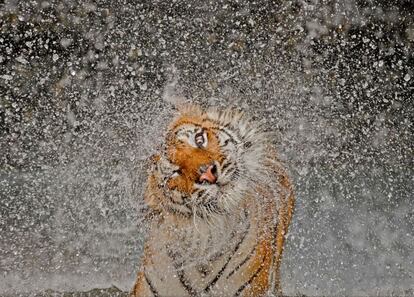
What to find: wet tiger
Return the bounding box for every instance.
[131,104,295,297]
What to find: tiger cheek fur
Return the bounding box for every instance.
[131,105,295,297]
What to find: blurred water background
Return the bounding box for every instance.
[1,0,413,296]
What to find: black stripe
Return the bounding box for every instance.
[196,189,206,200]
[166,249,198,297]
[220,124,246,143]
[166,192,190,208]
[217,127,239,144]
[165,204,193,218]
[176,268,198,297]
[223,122,232,128]
[206,202,221,215]
[167,194,185,205]
[221,159,233,171]
[144,273,160,297]
[160,186,193,215]
[226,244,257,279]
[233,260,265,297]
[168,191,186,205]
[203,220,251,293]
[222,163,237,177]
[243,141,252,149]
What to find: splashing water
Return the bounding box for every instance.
[0,1,413,296]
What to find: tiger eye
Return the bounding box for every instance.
[195,132,205,147]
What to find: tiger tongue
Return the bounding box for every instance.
[199,164,217,184]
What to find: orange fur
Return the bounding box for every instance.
[242,238,273,297]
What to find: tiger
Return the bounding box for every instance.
[131,104,295,297]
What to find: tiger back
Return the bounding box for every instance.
[131,105,295,297]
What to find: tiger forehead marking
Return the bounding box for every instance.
[132,104,295,297]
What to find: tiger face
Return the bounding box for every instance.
[151,105,267,218]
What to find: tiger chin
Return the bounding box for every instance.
[131,104,295,297]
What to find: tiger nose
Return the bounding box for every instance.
[199,164,217,184]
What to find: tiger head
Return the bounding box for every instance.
[147,105,268,218]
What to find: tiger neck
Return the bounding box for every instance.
[151,202,258,265]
